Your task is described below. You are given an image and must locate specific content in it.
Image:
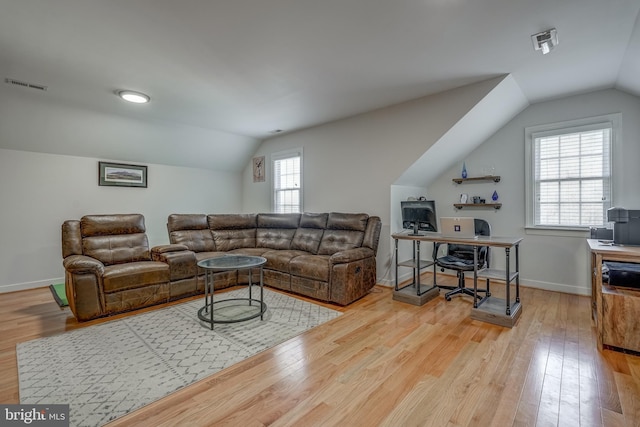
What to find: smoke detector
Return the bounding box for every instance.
[531,28,558,54]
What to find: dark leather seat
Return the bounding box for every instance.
[436,218,491,301]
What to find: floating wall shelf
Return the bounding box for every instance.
[454,203,502,210]
[452,175,501,184]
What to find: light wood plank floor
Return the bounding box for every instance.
[1,275,639,427]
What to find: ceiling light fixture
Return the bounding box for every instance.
[117,90,150,104]
[531,28,558,55]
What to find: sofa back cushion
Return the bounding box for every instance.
[208,214,257,251]
[317,213,368,255]
[80,214,151,265]
[167,214,216,252]
[62,220,83,258]
[290,213,328,254]
[256,213,300,250]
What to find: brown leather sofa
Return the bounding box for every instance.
[62,214,197,321]
[167,212,382,305]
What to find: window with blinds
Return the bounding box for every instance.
[532,125,612,227]
[272,150,302,213]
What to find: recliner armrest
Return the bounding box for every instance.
[151,244,190,255]
[151,246,197,280]
[63,255,105,275]
[330,247,374,264]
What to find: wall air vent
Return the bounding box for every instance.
[4,77,48,91]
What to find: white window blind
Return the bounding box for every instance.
[533,125,611,227]
[272,150,302,213]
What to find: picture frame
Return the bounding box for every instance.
[460,193,468,203]
[253,156,265,182]
[99,161,148,188]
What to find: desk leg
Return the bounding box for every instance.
[515,244,520,304]
[473,246,478,309]
[433,242,437,287]
[505,247,511,316]
[394,239,399,291]
[416,241,421,295]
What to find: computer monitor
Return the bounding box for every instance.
[401,200,437,235]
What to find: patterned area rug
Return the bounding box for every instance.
[17,287,341,427]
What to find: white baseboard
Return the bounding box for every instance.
[0,277,63,293]
[518,279,591,296]
[377,272,591,296]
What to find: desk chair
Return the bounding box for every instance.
[435,218,491,301]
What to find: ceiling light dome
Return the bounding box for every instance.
[117,90,150,104]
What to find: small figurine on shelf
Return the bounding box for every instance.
[492,190,499,201]
[461,162,468,179]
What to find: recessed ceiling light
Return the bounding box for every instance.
[269,129,284,134]
[117,90,150,104]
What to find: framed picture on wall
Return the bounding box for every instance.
[99,161,148,188]
[253,156,265,182]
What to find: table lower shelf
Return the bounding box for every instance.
[393,284,439,306]
[471,297,521,328]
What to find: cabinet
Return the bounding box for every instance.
[588,239,640,353]
[452,175,501,210]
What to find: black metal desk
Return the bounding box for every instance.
[391,231,523,327]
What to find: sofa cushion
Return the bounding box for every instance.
[300,213,328,228]
[170,229,216,252]
[103,261,169,293]
[326,212,369,231]
[262,249,308,272]
[81,214,146,236]
[256,228,296,250]
[212,229,256,251]
[83,234,151,265]
[290,255,330,281]
[291,228,324,254]
[168,214,216,252]
[317,230,365,255]
[208,214,257,230]
[257,213,301,228]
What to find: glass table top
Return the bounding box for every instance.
[197,255,267,270]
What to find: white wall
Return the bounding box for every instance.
[0,148,241,293]
[242,79,502,285]
[427,88,640,295]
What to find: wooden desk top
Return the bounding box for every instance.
[391,230,523,248]
[587,239,640,257]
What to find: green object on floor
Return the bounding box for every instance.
[49,283,68,307]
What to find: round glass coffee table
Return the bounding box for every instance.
[197,255,267,329]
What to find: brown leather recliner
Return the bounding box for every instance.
[62,214,197,321]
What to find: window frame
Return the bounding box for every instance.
[271,148,303,213]
[524,113,618,234]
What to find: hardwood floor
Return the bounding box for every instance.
[1,275,639,426]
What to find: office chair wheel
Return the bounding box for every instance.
[445,295,451,301]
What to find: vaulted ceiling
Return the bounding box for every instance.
[1,0,639,167]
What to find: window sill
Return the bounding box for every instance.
[524,226,591,238]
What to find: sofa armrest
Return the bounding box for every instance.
[63,255,105,275]
[330,247,374,264]
[151,246,197,281]
[151,244,190,256]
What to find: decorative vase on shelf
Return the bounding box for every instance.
[492,190,499,201]
[461,162,467,179]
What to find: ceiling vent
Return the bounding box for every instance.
[4,77,48,91]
